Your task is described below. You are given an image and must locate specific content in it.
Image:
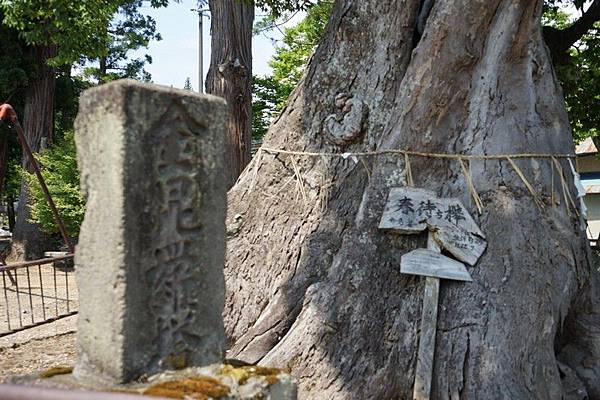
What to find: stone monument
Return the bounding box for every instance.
[73,79,228,383]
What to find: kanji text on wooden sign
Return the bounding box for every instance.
[379,187,486,265]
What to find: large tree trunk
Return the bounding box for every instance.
[224,1,600,399]
[206,0,253,188]
[10,45,57,260]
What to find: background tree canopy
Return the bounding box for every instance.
[252,0,332,140]
[544,4,600,140]
[252,0,599,142]
[0,0,169,237]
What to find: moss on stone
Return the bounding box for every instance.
[219,364,284,385]
[142,376,230,399]
[40,366,74,378]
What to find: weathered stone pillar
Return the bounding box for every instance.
[73,79,228,382]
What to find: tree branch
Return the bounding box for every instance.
[544,0,600,63]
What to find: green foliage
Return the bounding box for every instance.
[83,0,166,82]
[0,12,31,102]
[24,131,84,236]
[543,7,600,141]
[558,34,600,141]
[269,1,332,93]
[252,1,332,139]
[0,1,119,66]
[54,74,94,139]
[0,0,171,67]
[3,155,21,199]
[256,1,315,19]
[542,7,572,28]
[252,75,288,139]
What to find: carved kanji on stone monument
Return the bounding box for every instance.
[73,80,228,382]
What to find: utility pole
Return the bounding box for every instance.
[192,8,209,93]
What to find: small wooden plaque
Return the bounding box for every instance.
[400,249,472,282]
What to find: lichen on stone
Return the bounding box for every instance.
[142,376,230,399]
[40,366,74,378]
[219,364,284,385]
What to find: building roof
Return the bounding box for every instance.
[576,137,598,155]
[579,172,600,193]
[586,185,600,194]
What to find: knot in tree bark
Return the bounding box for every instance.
[324,92,368,146]
[217,58,248,78]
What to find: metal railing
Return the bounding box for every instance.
[0,255,77,338]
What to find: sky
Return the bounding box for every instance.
[136,0,304,91]
[137,1,587,91]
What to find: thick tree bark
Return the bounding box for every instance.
[0,133,8,193]
[99,56,108,81]
[206,0,253,188]
[10,45,57,260]
[224,1,600,399]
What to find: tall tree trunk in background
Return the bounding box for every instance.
[0,133,9,231]
[0,134,8,194]
[99,56,108,82]
[206,0,253,188]
[10,45,57,260]
[224,1,600,398]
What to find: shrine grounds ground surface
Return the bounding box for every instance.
[0,264,78,380]
[0,264,78,335]
[0,315,77,381]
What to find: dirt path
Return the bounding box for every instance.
[0,315,77,382]
[1,264,78,336]
[0,331,76,382]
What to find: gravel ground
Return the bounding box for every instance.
[0,315,77,382]
[0,259,79,382]
[1,264,78,336]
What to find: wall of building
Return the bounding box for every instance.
[584,194,600,239]
[578,155,600,173]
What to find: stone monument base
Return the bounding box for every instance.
[7,363,297,399]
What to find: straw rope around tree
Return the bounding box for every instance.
[246,147,582,217]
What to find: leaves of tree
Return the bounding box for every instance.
[0,0,120,65]
[25,131,85,235]
[83,1,164,82]
[252,1,332,139]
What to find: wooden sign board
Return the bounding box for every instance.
[430,223,486,266]
[401,249,472,282]
[379,187,485,238]
[379,187,487,265]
